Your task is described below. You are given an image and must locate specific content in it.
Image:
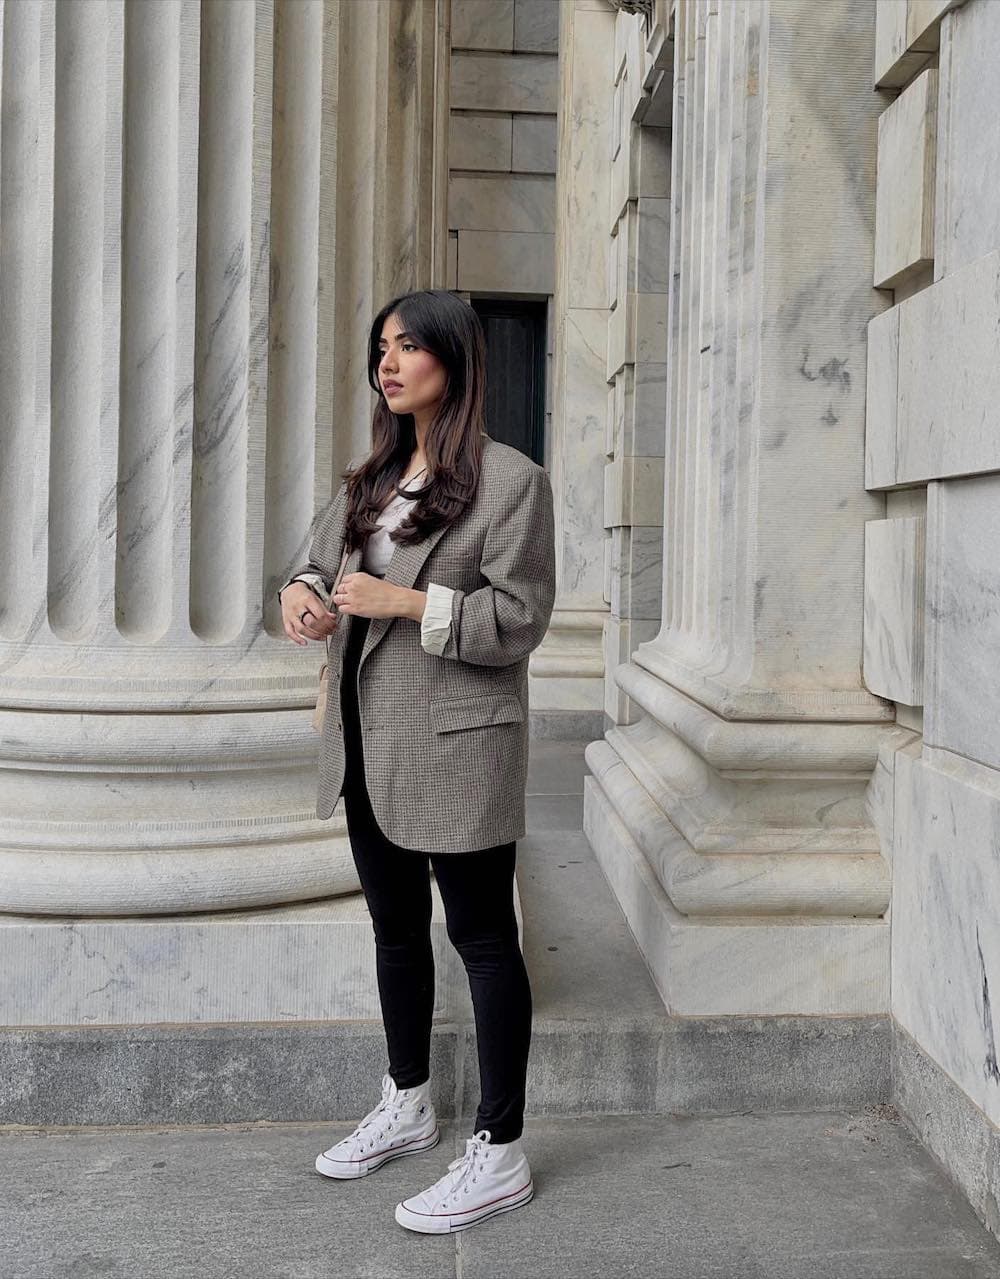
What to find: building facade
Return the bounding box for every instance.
[1,0,998,1238]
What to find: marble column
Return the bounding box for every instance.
[538,0,618,740]
[0,0,450,1025]
[585,0,912,1015]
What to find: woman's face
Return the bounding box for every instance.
[377,313,448,421]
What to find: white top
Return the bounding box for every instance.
[282,475,455,657]
[362,482,421,576]
[362,480,454,655]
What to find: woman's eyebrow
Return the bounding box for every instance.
[378,331,414,345]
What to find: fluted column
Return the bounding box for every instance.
[585,0,912,1016]
[0,0,442,918]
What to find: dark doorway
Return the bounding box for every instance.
[470,298,546,466]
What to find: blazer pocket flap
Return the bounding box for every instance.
[429,693,525,733]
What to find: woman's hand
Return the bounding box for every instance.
[333,571,412,620]
[281,582,339,647]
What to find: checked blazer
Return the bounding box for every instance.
[288,437,556,853]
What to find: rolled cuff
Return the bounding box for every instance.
[420,581,455,656]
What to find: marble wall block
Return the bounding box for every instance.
[560,8,614,310]
[448,172,555,233]
[875,0,914,87]
[634,125,671,199]
[606,290,633,381]
[635,197,670,293]
[0,891,478,1026]
[607,222,619,311]
[449,113,512,170]
[514,0,559,53]
[863,516,926,705]
[604,455,665,528]
[447,231,458,288]
[559,306,611,602]
[608,361,669,462]
[893,746,1000,1128]
[874,0,949,88]
[633,290,667,364]
[609,111,630,225]
[603,616,660,724]
[924,477,1000,771]
[864,305,899,490]
[896,249,1000,484]
[606,379,619,457]
[512,115,557,173]
[908,0,966,48]
[616,202,636,299]
[610,526,665,621]
[628,362,668,458]
[934,0,1000,279]
[874,69,937,289]
[451,0,515,51]
[451,51,558,113]
[455,229,554,292]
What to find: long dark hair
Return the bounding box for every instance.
[341,289,488,553]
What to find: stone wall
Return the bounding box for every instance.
[446,0,558,294]
[865,0,1000,1230]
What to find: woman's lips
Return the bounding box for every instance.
[384,383,403,394]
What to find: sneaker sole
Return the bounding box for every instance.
[394,1180,534,1233]
[314,1126,441,1179]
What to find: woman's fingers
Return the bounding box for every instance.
[280,585,339,645]
[286,611,340,649]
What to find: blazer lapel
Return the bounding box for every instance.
[359,522,450,668]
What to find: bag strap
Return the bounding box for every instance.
[325,544,351,661]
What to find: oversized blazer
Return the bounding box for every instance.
[287,436,556,853]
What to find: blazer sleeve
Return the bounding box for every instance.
[276,456,364,604]
[431,465,556,668]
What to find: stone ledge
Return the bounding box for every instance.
[0,1013,891,1127]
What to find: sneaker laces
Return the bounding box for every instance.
[344,1073,404,1151]
[437,1129,492,1205]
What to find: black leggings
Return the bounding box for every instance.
[339,613,532,1144]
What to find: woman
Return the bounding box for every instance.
[277,288,556,1234]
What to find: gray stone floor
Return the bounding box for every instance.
[5,741,1000,1276]
[3,1109,1000,1278]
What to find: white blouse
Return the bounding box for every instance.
[282,478,455,657]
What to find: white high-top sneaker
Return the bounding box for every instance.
[314,1073,439,1179]
[394,1129,534,1233]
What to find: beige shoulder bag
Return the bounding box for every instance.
[311,545,350,733]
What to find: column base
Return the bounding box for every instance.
[0,706,362,914]
[584,774,890,1015]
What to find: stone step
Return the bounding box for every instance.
[0,1013,890,1127]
